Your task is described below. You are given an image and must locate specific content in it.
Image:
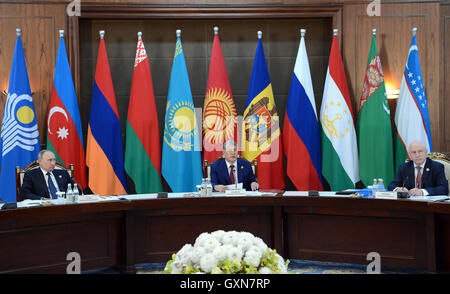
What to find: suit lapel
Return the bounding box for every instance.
[219,160,230,185]
[37,169,50,198]
[421,158,431,186]
[236,159,243,184]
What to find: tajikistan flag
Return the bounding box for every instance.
[320,30,359,190]
[394,28,432,172]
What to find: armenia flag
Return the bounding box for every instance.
[320,30,359,191]
[394,28,432,171]
[47,31,87,189]
[283,29,323,191]
[0,29,40,203]
[162,30,202,192]
[242,31,285,190]
[125,32,163,193]
[86,31,128,195]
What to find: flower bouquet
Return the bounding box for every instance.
[164,230,289,274]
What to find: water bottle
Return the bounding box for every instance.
[66,184,73,203]
[200,178,207,197]
[206,178,212,196]
[72,184,79,203]
[377,178,384,190]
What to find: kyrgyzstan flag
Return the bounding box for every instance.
[202,27,237,163]
[46,30,87,189]
[124,32,162,193]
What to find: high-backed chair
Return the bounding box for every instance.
[203,155,257,180]
[16,161,74,202]
[427,152,450,195]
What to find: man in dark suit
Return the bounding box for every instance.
[211,141,258,192]
[20,149,73,201]
[388,141,448,196]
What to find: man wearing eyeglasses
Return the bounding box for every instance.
[388,141,448,196]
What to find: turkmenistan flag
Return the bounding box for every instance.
[356,30,394,188]
[320,30,359,191]
[125,32,162,193]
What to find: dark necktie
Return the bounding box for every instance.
[415,166,422,189]
[47,172,57,199]
[229,165,235,185]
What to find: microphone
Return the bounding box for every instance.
[397,176,410,198]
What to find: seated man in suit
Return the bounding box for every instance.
[388,141,448,196]
[211,141,259,192]
[20,149,73,200]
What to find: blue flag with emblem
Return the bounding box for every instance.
[161,31,202,192]
[0,29,41,203]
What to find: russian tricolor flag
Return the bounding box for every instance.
[283,29,323,190]
[86,31,128,195]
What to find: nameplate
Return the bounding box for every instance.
[374,191,398,199]
[225,189,246,196]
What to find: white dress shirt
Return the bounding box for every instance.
[225,160,238,185]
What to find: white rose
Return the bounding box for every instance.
[190,246,206,264]
[238,235,253,252]
[259,267,272,274]
[222,231,238,245]
[227,246,243,262]
[194,232,211,248]
[203,237,220,253]
[244,252,261,267]
[200,253,218,273]
[211,230,226,242]
[212,245,228,262]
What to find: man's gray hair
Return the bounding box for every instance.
[38,149,53,159]
[223,140,238,151]
[408,141,428,153]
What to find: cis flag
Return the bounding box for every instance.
[394,28,432,171]
[320,30,359,191]
[162,31,203,192]
[203,27,237,163]
[125,33,163,193]
[242,32,285,190]
[86,32,128,195]
[0,29,40,203]
[357,30,394,188]
[283,30,323,191]
[47,31,87,189]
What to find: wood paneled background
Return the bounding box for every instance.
[0,0,448,164]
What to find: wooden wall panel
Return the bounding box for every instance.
[0,3,68,145]
[442,4,450,151]
[343,2,442,150]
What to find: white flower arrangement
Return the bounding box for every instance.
[164,230,289,274]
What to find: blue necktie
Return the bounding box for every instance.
[47,172,57,199]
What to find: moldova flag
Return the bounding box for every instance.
[283,30,323,191]
[124,32,162,193]
[161,30,203,192]
[0,29,40,203]
[242,32,285,190]
[86,31,128,195]
[47,31,87,189]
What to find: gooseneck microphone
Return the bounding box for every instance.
[398,176,410,198]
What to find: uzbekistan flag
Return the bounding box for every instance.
[47,31,87,189]
[242,31,285,190]
[394,28,432,171]
[283,29,323,191]
[320,30,359,191]
[125,32,162,193]
[86,31,128,195]
[202,27,237,163]
[0,29,40,203]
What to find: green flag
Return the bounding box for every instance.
[356,31,394,188]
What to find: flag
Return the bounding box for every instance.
[320,31,359,191]
[0,29,40,203]
[242,33,285,190]
[162,32,202,192]
[202,28,237,163]
[357,31,394,188]
[283,31,322,191]
[86,33,127,195]
[394,29,432,171]
[47,32,87,189]
[124,33,162,193]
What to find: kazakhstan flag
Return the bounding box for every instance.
[0,29,40,203]
[162,31,202,192]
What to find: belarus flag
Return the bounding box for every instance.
[283,29,323,191]
[320,30,359,191]
[394,28,432,171]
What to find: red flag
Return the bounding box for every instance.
[202,28,237,163]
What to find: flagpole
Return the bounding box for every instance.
[372,28,376,35]
[176,29,181,38]
[214,26,219,35]
[333,28,338,36]
[412,27,417,36]
[16,28,21,37]
[257,30,262,39]
[137,31,142,40]
[99,30,105,39]
[59,30,64,38]
[300,28,306,38]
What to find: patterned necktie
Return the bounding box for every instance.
[229,165,235,185]
[47,172,57,199]
[415,166,422,189]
